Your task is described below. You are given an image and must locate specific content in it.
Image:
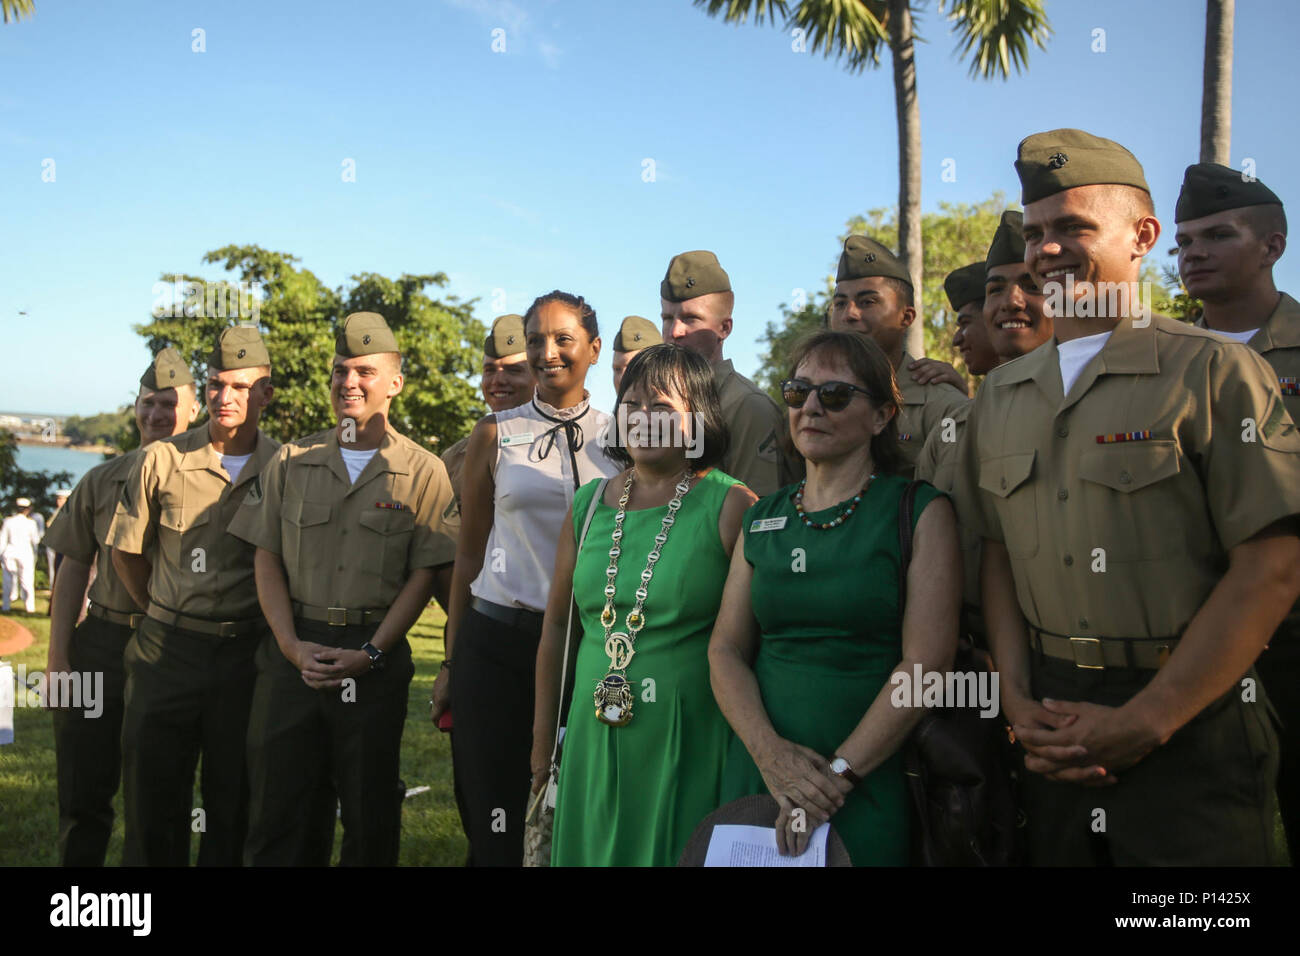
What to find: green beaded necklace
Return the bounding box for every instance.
[793,474,876,530]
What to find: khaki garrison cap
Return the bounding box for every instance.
[661,251,731,302]
[140,346,195,390]
[1015,129,1149,204]
[986,210,1026,269]
[836,235,912,286]
[1175,163,1284,222]
[484,314,526,359]
[944,262,986,311]
[209,326,270,371]
[613,316,663,352]
[336,311,400,357]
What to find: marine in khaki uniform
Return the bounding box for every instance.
[828,236,970,477]
[228,312,458,866]
[1175,163,1300,861]
[660,250,793,495]
[611,315,663,392]
[109,328,279,866]
[42,349,201,866]
[952,129,1300,865]
[441,314,534,510]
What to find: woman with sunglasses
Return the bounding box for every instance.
[436,290,621,867]
[709,330,961,864]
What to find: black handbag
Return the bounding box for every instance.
[896,480,1021,866]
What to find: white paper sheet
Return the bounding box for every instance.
[703,822,829,867]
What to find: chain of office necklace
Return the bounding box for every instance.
[592,468,694,727]
[793,474,876,530]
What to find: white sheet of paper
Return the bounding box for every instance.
[703,822,829,867]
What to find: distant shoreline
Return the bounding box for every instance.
[13,436,118,454]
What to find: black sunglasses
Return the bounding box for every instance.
[780,379,872,412]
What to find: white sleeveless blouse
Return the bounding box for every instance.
[470,392,620,612]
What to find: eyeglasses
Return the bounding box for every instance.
[780,379,873,412]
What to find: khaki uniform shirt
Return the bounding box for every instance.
[915,402,981,618]
[440,435,469,519]
[108,425,280,619]
[43,450,143,614]
[952,315,1300,641]
[713,359,788,497]
[226,425,457,610]
[1197,291,1300,426]
[896,351,970,479]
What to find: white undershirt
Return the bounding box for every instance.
[1208,327,1260,345]
[339,447,378,484]
[1057,330,1113,395]
[220,453,253,485]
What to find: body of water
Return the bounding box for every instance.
[14,444,113,488]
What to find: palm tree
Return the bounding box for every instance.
[2,0,34,24]
[694,0,1050,357]
[1200,0,1233,165]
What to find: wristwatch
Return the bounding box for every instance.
[830,756,861,787]
[361,642,387,672]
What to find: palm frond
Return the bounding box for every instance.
[2,0,35,25]
[692,0,790,26]
[941,0,1051,80]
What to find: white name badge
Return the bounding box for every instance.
[500,432,535,447]
[749,516,788,533]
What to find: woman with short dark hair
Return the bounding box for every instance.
[532,343,757,866]
[436,290,621,867]
[709,330,961,865]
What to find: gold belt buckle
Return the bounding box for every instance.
[1069,636,1105,670]
[327,607,349,626]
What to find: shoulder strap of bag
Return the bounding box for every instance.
[549,477,608,765]
[896,479,923,615]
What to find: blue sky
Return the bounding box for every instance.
[3,0,1298,419]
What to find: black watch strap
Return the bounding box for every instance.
[361,642,386,671]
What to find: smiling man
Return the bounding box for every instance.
[953,128,1300,866]
[660,250,789,495]
[228,311,457,866]
[944,261,998,380]
[109,327,279,866]
[43,348,200,866]
[441,314,534,508]
[1176,163,1300,862]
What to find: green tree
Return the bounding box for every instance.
[695,0,1051,358]
[0,430,73,519]
[64,407,133,448]
[131,246,486,453]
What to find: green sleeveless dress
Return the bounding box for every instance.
[552,468,740,866]
[719,474,943,866]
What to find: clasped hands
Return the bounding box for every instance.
[756,739,853,858]
[290,639,370,689]
[1005,693,1166,786]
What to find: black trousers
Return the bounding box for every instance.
[52,614,131,866]
[120,615,263,866]
[1022,655,1279,866]
[1256,614,1300,863]
[449,607,540,867]
[243,621,413,867]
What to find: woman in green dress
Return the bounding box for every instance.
[532,344,757,866]
[710,330,961,865]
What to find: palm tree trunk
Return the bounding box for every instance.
[1200,0,1233,165]
[890,0,924,358]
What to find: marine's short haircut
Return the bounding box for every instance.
[1240,203,1288,240]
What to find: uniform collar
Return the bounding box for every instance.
[304,423,411,490]
[712,358,736,391]
[897,351,926,406]
[1252,292,1300,351]
[992,316,1160,408]
[176,423,276,486]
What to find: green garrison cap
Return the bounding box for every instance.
[836,235,912,286]
[1175,163,1283,222]
[1015,129,1149,204]
[140,346,195,391]
[484,314,526,359]
[335,311,400,357]
[613,315,663,352]
[661,251,731,302]
[986,210,1026,269]
[944,262,986,311]
[209,325,270,371]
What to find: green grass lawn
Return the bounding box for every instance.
[0,594,467,866]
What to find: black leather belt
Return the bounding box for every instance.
[87,601,144,629]
[292,602,387,626]
[471,597,545,635]
[146,603,264,638]
[1030,625,1177,671]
